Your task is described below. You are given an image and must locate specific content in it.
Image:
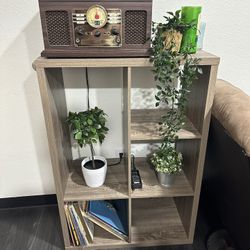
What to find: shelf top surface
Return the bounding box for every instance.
[33,50,220,70]
[64,158,128,202]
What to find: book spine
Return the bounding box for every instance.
[83,217,94,242]
[69,205,86,246]
[72,204,89,245]
[78,202,94,242]
[64,205,80,246]
[64,205,75,246]
[73,203,93,244]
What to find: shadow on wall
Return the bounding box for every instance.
[0,13,55,195]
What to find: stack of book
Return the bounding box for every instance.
[64,200,128,246]
[64,203,94,246]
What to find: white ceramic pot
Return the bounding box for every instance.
[81,156,107,188]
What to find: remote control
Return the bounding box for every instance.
[131,154,142,190]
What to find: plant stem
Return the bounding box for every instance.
[90,143,96,169]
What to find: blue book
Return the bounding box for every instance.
[87,200,128,236]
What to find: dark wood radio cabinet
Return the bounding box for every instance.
[38,0,152,58]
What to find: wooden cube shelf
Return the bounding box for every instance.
[33,50,219,249]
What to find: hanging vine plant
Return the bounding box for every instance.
[150,10,202,185]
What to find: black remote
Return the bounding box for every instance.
[131,154,142,190]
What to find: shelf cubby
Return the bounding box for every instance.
[64,159,129,202]
[131,197,191,246]
[64,199,130,249]
[131,109,201,143]
[33,51,219,249]
[131,157,194,199]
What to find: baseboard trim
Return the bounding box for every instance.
[0,194,57,209]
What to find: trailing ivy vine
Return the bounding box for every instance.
[150,10,202,174]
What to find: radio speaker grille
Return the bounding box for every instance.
[125,10,147,45]
[45,11,70,46]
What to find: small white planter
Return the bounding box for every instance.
[81,156,107,188]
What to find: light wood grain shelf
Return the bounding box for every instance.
[82,225,128,249]
[131,158,193,199]
[33,53,219,249]
[66,225,129,250]
[32,50,220,70]
[64,159,128,202]
[131,109,201,143]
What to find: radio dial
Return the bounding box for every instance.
[86,5,108,28]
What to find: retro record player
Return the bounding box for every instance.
[38,0,152,57]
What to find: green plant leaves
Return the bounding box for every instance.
[66,106,109,148]
[74,131,82,140]
[151,9,202,173]
[150,145,182,174]
[87,118,93,125]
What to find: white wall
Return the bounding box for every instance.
[0,0,249,198]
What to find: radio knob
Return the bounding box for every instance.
[76,27,85,36]
[116,36,121,44]
[111,28,119,36]
[94,30,101,37]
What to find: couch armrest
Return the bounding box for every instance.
[212,79,250,156]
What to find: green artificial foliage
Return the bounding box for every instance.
[151,145,182,174]
[66,107,109,169]
[160,10,192,33]
[150,10,202,175]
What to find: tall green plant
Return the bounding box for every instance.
[150,10,202,174]
[66,107,109,169]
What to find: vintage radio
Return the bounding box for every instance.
[38,0,152,57]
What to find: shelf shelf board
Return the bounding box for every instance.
[66,225,128,250]
[131,197,189,245]
[64,159,128,202]
[33,50,220,70]
[131,109,201,143]
[131,158,194,199]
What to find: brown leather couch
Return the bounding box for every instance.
[202,80,250,250]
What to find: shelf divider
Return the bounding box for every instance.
[123,67,132,243]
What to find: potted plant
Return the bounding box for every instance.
[66,107,109,187]
[152,10,192,53]
[151,144,182,187]
[150,10,201,187]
